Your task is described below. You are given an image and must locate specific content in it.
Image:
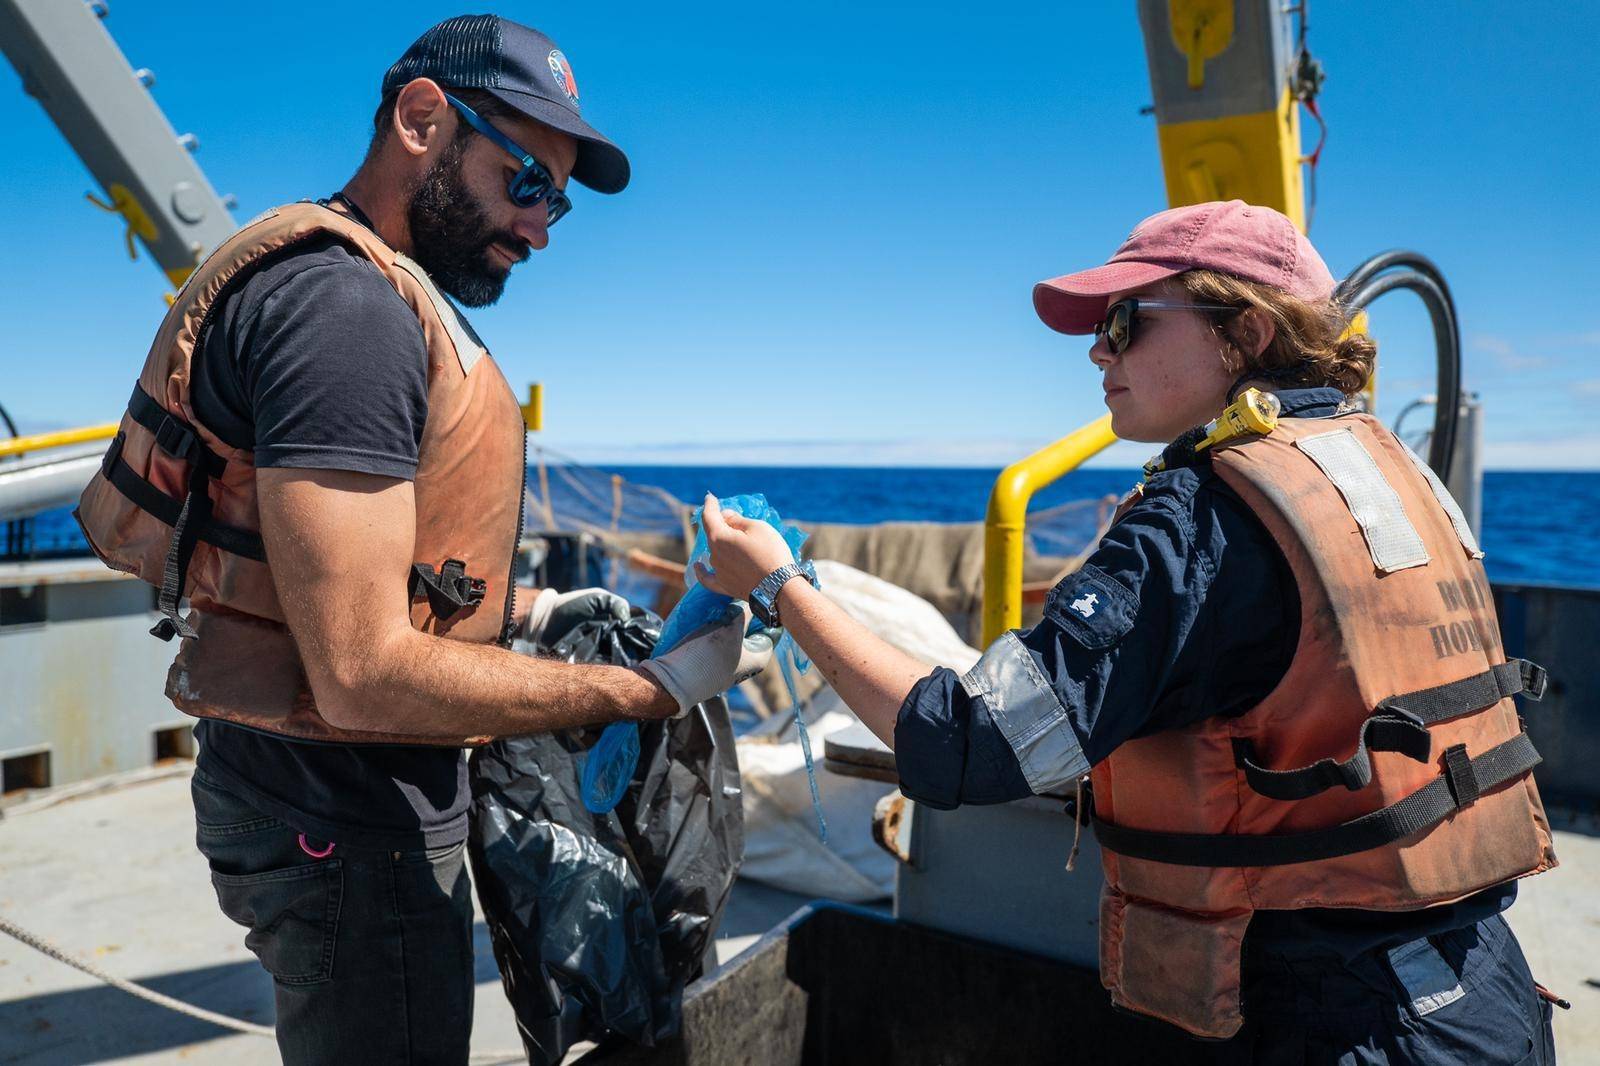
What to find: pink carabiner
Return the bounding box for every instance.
[298,833,336,858]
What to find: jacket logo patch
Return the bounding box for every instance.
[1045,565,1135,650]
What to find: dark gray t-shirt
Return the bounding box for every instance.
[189,227,470,850]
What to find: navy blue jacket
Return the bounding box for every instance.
[892,387,1514,968]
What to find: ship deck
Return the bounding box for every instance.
[0,766,820,1065]
[1,766,1596,1064]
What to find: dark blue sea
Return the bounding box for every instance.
[609,467,1600,591]
[21,467,1600,590]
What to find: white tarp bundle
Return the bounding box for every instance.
[735,560,981,901]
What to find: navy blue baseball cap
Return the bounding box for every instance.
[382,15,630,194]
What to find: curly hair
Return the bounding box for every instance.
[1177,269,1376,396]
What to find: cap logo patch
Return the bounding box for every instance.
[547,50,579,105]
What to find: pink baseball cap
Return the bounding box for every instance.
[1033,200,1336,335]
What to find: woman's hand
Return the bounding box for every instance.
[696,493,797,600]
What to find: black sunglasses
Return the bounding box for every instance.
[1094,297,1235,355]
[444,93,572,226]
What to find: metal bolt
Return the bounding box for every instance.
[86,1,109,18]
[171,181,206,224]
[134,68,155,88]
[222,193,238,211]
[177,133,199,152]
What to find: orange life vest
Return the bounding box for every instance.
[74,201,526,746]
[1090,412,1557,1039]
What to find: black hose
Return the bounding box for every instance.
[1335,249,1451,307]
[0,400,17,439]
[1337,252,1462,482]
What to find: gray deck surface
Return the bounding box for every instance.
[0,767,813,1065]
[1,767,1596,1064]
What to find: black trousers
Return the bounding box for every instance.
[191,769,476,1065]
[1216,912,1557,1065]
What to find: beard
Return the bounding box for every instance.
[405,136,525,308]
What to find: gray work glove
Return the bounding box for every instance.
[637,601,776,717]
[525,586,630,648]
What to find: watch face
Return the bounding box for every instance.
[751,587,777,626]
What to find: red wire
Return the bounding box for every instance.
[1301,94,1328,167]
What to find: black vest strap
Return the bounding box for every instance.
[149,457,211,641]
[99,431,266,561]
[104,390,496,637]
[1231,660,1545,801]
[117,384,255,639]
[98,430,267,641]
[127,384,227,478]
[1380,659,1546,720]
[409,559,486,620]
[1092,731,1541,867]
[1233,710,1434,801]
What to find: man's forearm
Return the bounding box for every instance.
[771,581,929,748]
[321,626,676,737]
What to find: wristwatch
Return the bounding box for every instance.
[749,560,818,627]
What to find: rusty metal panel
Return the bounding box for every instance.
[0,574,181,790]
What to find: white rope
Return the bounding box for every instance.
[0,912,527,1063]
[0,911,275,1037]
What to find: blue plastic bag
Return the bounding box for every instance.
[582,495,826,840]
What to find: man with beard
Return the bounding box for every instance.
[85,16,773,1064]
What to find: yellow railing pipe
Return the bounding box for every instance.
[982,413,1118,648]
[520,382,544,433]
[0,422,119,461]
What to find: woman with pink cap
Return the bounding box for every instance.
[701,200,1559,1063]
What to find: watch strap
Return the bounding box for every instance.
[752,562,807,627]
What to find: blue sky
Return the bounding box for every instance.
[4,1,1597,468]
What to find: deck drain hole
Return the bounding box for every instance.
[2,750,51,795]
[154,725,195,763]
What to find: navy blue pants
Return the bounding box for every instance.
[1215,913,1557,1065]
[191,769,476,1065]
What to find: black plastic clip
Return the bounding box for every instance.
[410,558,486,619]
[1441,743,1480,808]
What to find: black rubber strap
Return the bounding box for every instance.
[1380,659,1546,722]
[127,384,227,478]
[1233,660,1547,802]
[409,559,486,620]
[1233,710,1434,801]
[149,458,210,641]
[101,432,266,561]
[1092,731,1541,868]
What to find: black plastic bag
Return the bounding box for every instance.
[467,609,744,1065]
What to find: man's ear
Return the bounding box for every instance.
[392,78,452,158]
[1236,307,1277,358]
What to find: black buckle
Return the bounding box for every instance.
[1441,743,1480,808]
[151,412,226,477]
[153,414,200,463]
[1518,660,1548,702]
[438,558,486,607]
[411,559,486,619]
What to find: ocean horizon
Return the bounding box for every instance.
[23,466,1600,590]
